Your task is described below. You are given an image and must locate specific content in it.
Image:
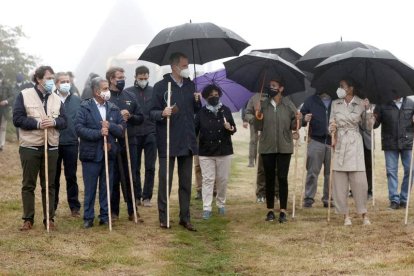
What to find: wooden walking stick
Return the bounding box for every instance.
[125,129,138,223]
[292,115,300,218]
[327,127,336,222]
[299,121,310,209]
[44,128,50,232]
[404,136,414,225]
[166,82,172,228]
[104,135,112,231]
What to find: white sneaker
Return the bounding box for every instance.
[344,217,352,226]
[363,217,371,225]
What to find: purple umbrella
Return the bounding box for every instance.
[194,69,253,112]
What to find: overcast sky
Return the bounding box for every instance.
[1,0,413,75]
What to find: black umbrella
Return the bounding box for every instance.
[138,22,250,66]
[224,51,306,96]
[254,48,302,64]
[296,41,377,73]
[311,48,414,104]
[254,48,315,107]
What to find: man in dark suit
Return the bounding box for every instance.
[75,77,125,228]
[150,52,201,231]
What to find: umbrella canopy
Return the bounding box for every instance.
[311,48,414,104]
[224,51,306,95]
[138,22,250,66]
[194,69,253,112]
[254,48,302,64]
[296,41,377,73]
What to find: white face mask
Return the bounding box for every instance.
[179,68,190,79]
[336,87,347,99]
[137,79,148,89]
[59,83,71,94]
[100,90,111,101]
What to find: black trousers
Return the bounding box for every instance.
[136,133,157,200]
[158,155,193,224]
[261,153,291,210]
[364,147,372,195]
[54,144,81,211]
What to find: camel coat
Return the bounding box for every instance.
[329,96,373,172]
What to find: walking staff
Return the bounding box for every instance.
[104,136,112,231]
[166,82,171,228]
[404,139,414,225]
[292,116,300,218]
[125,129,138,223]
[299,122,310,209]
[44,129,50,232]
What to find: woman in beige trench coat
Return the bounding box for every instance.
[329,78,373,226]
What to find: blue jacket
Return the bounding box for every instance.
[150,74,201,157]
[56,92,81,146]
[300,94,331,145]
[109,89,144,144]
[75,98,125,162]
[124,84,155,136]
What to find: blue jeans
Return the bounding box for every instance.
[82,160,114,222]
[384,150,412,204]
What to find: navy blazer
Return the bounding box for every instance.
[150,74,201,157]
[75,98,125,162]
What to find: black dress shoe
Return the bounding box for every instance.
[83,220,94,229]
[99,220,109,226]
[389,201,400,210]
[179,221,197,231]
[160,222,171,229]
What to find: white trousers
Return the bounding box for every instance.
[200,155,232,211]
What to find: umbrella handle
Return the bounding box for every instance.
[255,110,263,120]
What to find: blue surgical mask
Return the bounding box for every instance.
[43,79,54,93]
[59,83,71,94]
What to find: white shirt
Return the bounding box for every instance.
[57,90,70,103]
[94,98,106,121]
[270,99,277,110]
[344,96,355,107]
[170,74,183,88]
[394,98,403,109]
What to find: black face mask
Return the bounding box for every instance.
[116,79,125,91]
[267,88,278,98]
[207,96,220,106]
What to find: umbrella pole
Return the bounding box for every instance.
[104,135,112,231]
[299,122,310,209]
[125,129,138,224]
[371,128,375,207]
[404,136,414,225]
[44,129,50,233]
[292,118,300,218]
[255,73,267,120]
[166,82,172,229]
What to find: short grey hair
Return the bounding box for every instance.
[91,76,107,93]
[54,72,69,83]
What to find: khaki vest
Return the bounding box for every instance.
[19,88,61,147]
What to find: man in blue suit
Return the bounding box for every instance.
[75,77,125,228]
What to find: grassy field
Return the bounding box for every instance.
[1,117,414,275]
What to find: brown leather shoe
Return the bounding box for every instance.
[179,221,197,231]
[71,210,81,218]
[44,220,56,231]
[20,220,33,231]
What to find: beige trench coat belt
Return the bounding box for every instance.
[336,126,359,167]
